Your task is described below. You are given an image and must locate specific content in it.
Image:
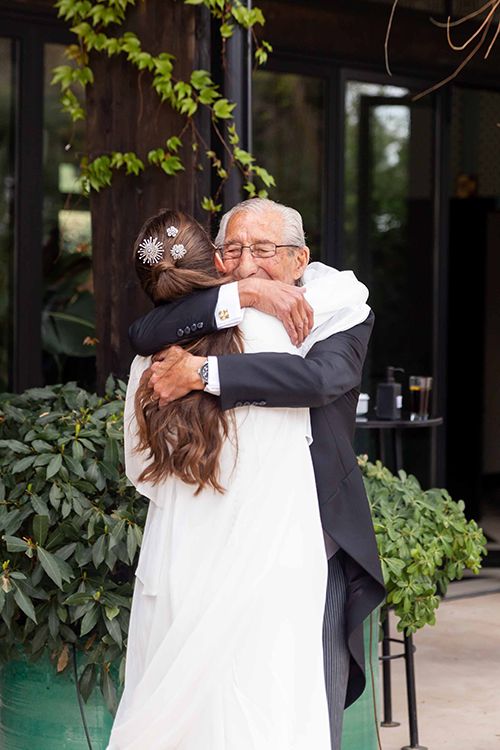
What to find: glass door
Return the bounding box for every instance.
[344,81,437,387]
[343,78,440,483]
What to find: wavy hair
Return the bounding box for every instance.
[133,209,242,493]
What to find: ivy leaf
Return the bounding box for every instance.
[220,22,234,38]
[213,98,236,120]
[190,69,212,90]
[166,136,182,153]
[161,155,185,176]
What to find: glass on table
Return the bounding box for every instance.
[408,376,432,421]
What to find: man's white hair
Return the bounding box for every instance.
[214,198,306,248]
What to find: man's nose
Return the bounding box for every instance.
[234,247,259,278]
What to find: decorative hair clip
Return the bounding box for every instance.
[166,226,179,238]
[138,236,164,265]
[170,243,187,261]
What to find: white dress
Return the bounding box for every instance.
[107,265,371,750]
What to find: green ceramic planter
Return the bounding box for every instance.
[0,614,380,750]
[341,608,382,750]
[0,653,114,750]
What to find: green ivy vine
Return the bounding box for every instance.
[53,0,275,213]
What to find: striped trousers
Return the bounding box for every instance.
[322,551,350,750]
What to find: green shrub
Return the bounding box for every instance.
[0,382,487,712]
[359,455,487,634]
[0,378,144,712]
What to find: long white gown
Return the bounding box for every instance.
[107,265,370,750]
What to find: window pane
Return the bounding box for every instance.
[252,71,326,260]
[344,81,434,385]
[42,44,95,388]
[0,38,15,391]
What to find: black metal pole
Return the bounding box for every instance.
[380,611,400,728]
[402,634,427,750]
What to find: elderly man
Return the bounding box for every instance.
[128,198,385,749]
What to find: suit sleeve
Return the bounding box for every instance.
[217,312,374,411]
[128,287,220,356]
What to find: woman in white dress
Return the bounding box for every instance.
[107,209,368,750]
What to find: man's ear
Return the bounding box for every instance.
[293,246,310,281]
[214,251,227,274]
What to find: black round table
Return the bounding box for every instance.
[356,414,443,484]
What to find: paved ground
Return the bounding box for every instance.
[379,574,500,750]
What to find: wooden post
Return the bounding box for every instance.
[87,0,198,390]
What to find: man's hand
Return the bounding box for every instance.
[238,278,313,346]
[148,347,205,404]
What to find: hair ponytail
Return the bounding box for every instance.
[133,209,242,493]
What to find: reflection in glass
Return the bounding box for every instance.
[252,71,325,260]
[43,45,95,387]
[344,81,434,390]
[0,38,15,391]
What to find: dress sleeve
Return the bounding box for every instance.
[123,356,151,489]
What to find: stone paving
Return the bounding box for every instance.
[379,573,500,750]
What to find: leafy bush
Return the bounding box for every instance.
[359,455,487,634]
[0,383,487,713]
[0,379,144,712]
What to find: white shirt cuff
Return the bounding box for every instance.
[215,282,243,329]
[204,356,221,396]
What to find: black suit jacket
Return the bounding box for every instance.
[129,290,386,706]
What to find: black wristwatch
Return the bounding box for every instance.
[197,359,209,387]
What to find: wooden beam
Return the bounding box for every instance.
[87,0,198,390]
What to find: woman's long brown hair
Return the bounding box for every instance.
[133,209,242,493]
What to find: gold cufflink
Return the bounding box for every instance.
[218,309,230,321]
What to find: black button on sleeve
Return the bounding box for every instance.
[176,328,184,338]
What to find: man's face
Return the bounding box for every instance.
[221,209,309,285]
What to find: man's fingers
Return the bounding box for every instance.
[283,318,299,347]
[290,305,306,346]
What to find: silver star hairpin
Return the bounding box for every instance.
[138,236,164,265]
[170,243,187,261]
[166,226,179,238]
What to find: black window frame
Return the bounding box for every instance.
[1,7,71,392]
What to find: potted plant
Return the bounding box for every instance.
[0,378,144,749]
[0,383,487,750]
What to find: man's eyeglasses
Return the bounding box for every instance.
[217,242,301,260]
